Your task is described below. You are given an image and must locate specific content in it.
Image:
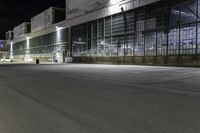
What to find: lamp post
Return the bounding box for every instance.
[26,36,32,61]
[10,41,13,60]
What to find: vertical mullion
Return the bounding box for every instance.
[91,22,93,55]
[196,0,198,56]
[166,0,170,59]
[104,17,106,56]
[144,9,146,57]
[133,11,136,56]
[111,15,113,57]
[86,23,89,55]
[96,20,98,55]
[178,1,181,58]
[156,17,158,57]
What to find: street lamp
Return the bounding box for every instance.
[56,26,64,31]
[26,36,31,50]
[10,41,13,60]
[56,26,69,31]
[25,36,32,61]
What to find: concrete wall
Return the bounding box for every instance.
[72,55,200,67]
[66,0,115,19]
[31,7,54,33]
[6,30,13,40]
[31,7,65,33]
[13,22,31,39]
[13,54,52,63]
[66,0,160,21]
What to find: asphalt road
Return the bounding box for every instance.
[0,64,200,133]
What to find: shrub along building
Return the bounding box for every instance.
[5,0,200,66]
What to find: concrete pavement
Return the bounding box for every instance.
[0,64,200,133]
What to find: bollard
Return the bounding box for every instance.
[36,59,40,64]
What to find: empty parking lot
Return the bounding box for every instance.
[0,64,200,133]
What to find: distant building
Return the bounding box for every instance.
[5,0,200,66]
[6,30,13,40]
[13,22,31,39]
[0,40,7,51]
[0,40,8,59]
[31,7,65,33]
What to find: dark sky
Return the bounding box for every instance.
[0,0,65,39]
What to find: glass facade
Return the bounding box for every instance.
[71,0,200,57]
[11,29,69,57]
[10,0,200,60]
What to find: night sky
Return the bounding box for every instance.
[0,0,65,39]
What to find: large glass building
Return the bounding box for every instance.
[6,0,200,65]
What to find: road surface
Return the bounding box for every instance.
[0,64,200,133]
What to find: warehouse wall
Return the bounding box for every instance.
[13,22,31,39]
[6,30,13,40]
[31,7,65,33]
[66,0,160,20]
[31,8,53,33]
[72,56,200,67]
[64,0,160,28]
